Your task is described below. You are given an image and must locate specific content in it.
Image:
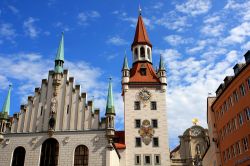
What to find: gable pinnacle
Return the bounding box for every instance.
[1,85,12,116]
[122,51,129,70]
[159,54,165,70]
[105,77,115,115]
[54,32,64,73]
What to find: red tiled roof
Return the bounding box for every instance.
[129,62,160,83]
[131,15,152,49]
[114,131,126,149]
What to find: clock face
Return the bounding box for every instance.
[138,89,151,102]
[191,128,201,136]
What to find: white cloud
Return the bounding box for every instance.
[0,23,16,40]
[176,0,211,16]
[158,48,243,149]
[201,24,224,37]
[204,16,220,24]
[106,36,128,46]
[54,22,70,32]
[78,11,100,25]
[241,41,250,51]
[8,5,19,14]
[223,22,250,44]
[164,35,192,46]
[156,12,190,31]
[23,17,40,38]
[224,1,250,22]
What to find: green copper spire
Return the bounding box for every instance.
[54,32,64,73]
[159,54,165,70]
[1,85,12,119]
[105,78,115,115]
[122,52,129,70]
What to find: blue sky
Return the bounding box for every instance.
[0,0,250,149]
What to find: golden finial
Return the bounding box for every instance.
[192,118,199,125]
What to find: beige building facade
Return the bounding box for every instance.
[170,124,209,166]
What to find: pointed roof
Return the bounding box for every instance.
[1,85,12,116]
[55,32,64,61]
[106,78,115,115]
[159,55,165,70]
[122,53,129,70]
[131,14,152,49]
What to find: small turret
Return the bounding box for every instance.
[122,52,130,92]
[54,32,64,74]
[105,78,116,143]
[157,55,167,90]
[53,32,65,96]
[0,85,12,142]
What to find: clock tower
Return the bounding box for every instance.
[122,11,170,165]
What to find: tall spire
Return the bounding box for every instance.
[1,85,12,117]
[159,54,165,70]
[122,51,129,70]
[131,12,152,49]
[54,32,64,73]
[105,78,115,115]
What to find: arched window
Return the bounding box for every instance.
[40,138,59,166]
[12,146,26,166]
[147,48,151,60]
[134,48,138,60]
[140,47,145,58]
[74,145,89,166]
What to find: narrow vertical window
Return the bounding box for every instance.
[150,101,157,110]
[238,113,244,126]
[236,141,241,155]
[74,145,88,166]
[147,48,151,60]
[140,47,145,58]
[135,119,141,128]
[245,107,250,121]
[154,154,161,165]
[233,90,239,102]
[12,147,26,166]
[152,119,158,128]
[134,101,141,110]
[242,137,249,151]
[134,48,138,60]
[153,137,159,147]
[144,155,151,165]
[135,137,141,147]
[40,106,43,116]
[67,105,69,114]
[247,77,250,90]
[223,151,227,162]
[135,154,141,165]
[240,84,246,96]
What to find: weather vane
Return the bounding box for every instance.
[192,118,199,125]
[138,4,142,15]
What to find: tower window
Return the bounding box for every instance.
[151,101,157,110]
[135,154,141,165]
[135,119,141,128]
[134,101,141,110]
[236,141,241,155]
[153,137,159,147]
[135,137,141,147]
[140,68,146,76]
[144,155,151,165]
[147,48,151,60]
[152,119,158,128]
[134,48,138,60]
[242,137,249,151]
[154,154,161,165]
[140,47,145,58]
